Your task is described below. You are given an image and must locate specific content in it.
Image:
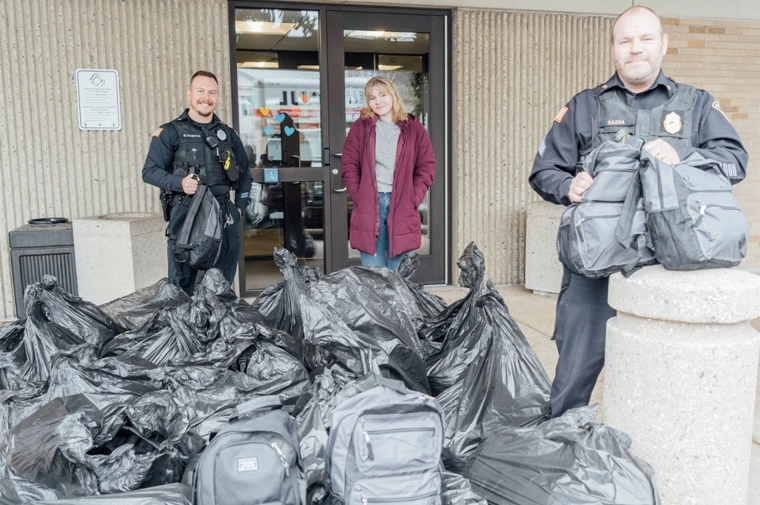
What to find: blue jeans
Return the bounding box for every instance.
[360,192,406,271]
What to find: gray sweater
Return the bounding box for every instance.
[375,119,401,193]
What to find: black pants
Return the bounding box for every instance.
[167,200,240,296]
[549,267,616,418]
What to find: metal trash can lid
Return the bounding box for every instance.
[10,218,74,248]
[28,217,69,225]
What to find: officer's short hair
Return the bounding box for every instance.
[190,70,218,87]
[611,6,665,44]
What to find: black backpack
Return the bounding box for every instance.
[185,396,306,505]
[172,183,223,270]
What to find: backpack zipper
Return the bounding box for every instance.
[361,427,436,461]
[361,490,438,503]
[272,441,302,505]
[576,214,620,226]
[695,203,740,227]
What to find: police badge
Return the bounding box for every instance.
[663,111,682,135]
[217,129,227,141]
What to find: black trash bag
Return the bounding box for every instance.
[36,483,192,504]
[425,243,550,470]
[0,320,30,391]
[10,277,123,384]
[258,247,428,393]
[155,365,302,439]
[0,395,110,502]
[462,406,661,505]
[253,248,321,357]
[0,348,160,443]
[305,265,430,392]
[102,270,283,369]
[397,253,447,320]
[99,279,191,331]
[442,471,487,505]
[234,339,309,403]
[26,276,124,349]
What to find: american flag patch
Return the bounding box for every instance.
[554,106,568,123]
[151,127,163,137]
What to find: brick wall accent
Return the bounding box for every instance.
[663,17,760,271]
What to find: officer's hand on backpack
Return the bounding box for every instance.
[568,172,594,203]
[644,139,680,166]
[182,174,199,195]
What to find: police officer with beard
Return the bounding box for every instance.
[530,6,747,418]
[143,70,252,295]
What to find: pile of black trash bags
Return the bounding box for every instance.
[0,243,661,504]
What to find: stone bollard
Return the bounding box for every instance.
[603,265,760,505]
[73,212,168,305]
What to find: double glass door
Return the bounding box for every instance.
[231,4,448,294]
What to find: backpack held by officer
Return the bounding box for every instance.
[142,70,252,296]
[528,6,748,419]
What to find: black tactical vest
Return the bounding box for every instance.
[577,82,698,170]
[171,118,237,188]
[592,82,698,149]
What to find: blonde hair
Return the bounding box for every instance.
[361,76,408,123]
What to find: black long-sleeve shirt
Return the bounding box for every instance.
[530,72,748,206]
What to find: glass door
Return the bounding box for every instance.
[325,10,447,283]
[232,6,327,292]
[231,4,449,294]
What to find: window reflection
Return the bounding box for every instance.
[236,8,324,290]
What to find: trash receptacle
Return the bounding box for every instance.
[9,218,78,318]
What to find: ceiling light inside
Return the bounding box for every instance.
[345,30,413,40]
[239,61,279,69]
[235,20,295,35]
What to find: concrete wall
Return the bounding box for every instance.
[452,10,612,283]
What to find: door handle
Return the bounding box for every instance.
[334,187,347,193]
[333,152,343,158]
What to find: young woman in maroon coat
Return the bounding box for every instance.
[340,76,436,271]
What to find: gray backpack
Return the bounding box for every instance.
[617,150,748,270]
[326,376,444,505]
[557,141,656,278]
[188,396,306,505]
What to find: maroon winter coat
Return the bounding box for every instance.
[341,114,436,258]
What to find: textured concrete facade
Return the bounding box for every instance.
[604,266,760,505]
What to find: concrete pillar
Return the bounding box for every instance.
[73,212,167,305]
[524,201,564,295]
[603,265,760,505]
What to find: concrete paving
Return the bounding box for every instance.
[426,284,760,505]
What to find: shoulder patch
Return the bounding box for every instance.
[712,100,730,122]
[554,106,569,124]
[151,127,163,137]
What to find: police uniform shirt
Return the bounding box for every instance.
[142,109,253,208]
[529,71,748,206]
